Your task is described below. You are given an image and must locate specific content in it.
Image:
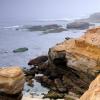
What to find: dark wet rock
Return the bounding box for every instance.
[67,22,90,30]
[27,79,34,87]
[0,92,23,100]
[13,47,28,53]
[38,61,49,71]
[65,37,72,40]
[64,96,76,100]
[43,90,64,99]
[28,55,48,66]
[35,75,55,88]
[42,76,48,82]
[57,87,67,93]
[54,78,68,93]
[23,68,35,77]
[23,68,35,87]
[35,76,42,82]
[48,71,58,80]
[25,75,33,81]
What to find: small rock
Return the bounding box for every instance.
[65,37,71,40]
[13,47,28,53]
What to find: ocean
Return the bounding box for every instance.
[0,20,85,67]
[0,20,86,96]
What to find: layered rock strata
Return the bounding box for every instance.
[49,27,100,77]
[27,27,100,99]
[47,27,100,96]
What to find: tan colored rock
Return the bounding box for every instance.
[81,27,100,47]
[0,66,25,94]
[49,27,100,76]
[80,74,100,100]
[48,27,100,96]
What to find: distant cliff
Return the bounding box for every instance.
[76,12,100,23]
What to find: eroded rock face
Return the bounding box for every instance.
[49,27,100,77]
[47,27,100,97]
[81,27,100,47]
[26,27,100,99]
[80,74,100,100]
[0,66,25,94]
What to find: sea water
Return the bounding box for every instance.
[0,20,86,96]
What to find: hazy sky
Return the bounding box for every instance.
[0,0,100,21]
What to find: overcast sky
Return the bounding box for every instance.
[0,0,100,21]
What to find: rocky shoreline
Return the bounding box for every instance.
[23,27,100,99]
[1,27,100,100]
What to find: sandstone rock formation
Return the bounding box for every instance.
[80,74,100,100]
[49,27,100,77]
[47,27,100,97]
[27,27,100,99]
[0,66,25,100]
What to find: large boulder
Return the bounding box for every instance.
[80,74,100,100]
[0,66,25,94]
[0,66,25,100]
[67,22,90,30]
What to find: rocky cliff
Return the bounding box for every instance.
[47,27,100,98]
[27,27,100,99]
[49,27,100,77]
